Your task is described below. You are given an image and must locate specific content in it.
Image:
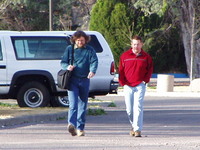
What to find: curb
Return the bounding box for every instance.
[145,92,200,97]
[117,91,200,97]
[0,111,67,128]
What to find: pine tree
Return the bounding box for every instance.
[109,3,131,66]
[89,0,116,37]
[89,0,132,69]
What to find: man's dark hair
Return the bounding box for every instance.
[132,35,143,42]
[71,30,91,44]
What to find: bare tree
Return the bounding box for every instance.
[134,0,200,79]
[178,0,200,80]
[0,0,49,31]
[71,0,96,30]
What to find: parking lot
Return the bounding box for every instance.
[0,92,200,150]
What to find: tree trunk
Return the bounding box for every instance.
[179,0,200,80]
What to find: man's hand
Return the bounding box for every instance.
[87,72,95,79]
[67,65,75,71]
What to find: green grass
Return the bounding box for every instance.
[87,108,106,116]
[88,98,103,102]
[107,102,116,107]
[118,86,123,89]
[0,102,18,107]
[147,86,156,89]
[88,104,100,108]
[56,116,66,120]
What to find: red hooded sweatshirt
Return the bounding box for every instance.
[119,48,153,87]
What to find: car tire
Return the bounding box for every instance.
[17,81,50,108]
[50,96,69,107]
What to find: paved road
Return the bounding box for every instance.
[0,95,200,150]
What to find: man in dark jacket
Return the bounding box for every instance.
[61,31,98,136]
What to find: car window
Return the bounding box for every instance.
[66,34,103,53]
[11,35,103,60]
[0,41,2,60]
[11,36,70,60]
[88,35,103,53]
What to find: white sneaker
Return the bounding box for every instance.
[77,130,85,136]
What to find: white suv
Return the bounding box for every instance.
[0,31,118,107]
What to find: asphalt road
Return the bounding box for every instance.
[0,95,200,150]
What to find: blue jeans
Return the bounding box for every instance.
[67,76,90,131]
[124,82,146,131]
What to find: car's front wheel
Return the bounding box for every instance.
[17,81,50,108]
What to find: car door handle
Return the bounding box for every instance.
[0,65,6,69]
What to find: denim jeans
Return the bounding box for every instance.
[67,76,90,131]
[124,82,146,131]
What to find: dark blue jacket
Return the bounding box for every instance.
[61,45,98,78]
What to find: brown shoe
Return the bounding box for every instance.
[135,131,141,137]
[129,129,135,136]
[68,124,77,136]
[77,130,85,136]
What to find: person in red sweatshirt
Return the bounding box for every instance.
[119,35,153,137]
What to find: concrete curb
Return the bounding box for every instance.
[0,112,67,127]
[117,91,200,97]
[145,92,200,97]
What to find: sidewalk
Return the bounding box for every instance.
[117,78,199,97]
[146,85,199,97]
[0,106,68,127]
[146,78,200,97]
